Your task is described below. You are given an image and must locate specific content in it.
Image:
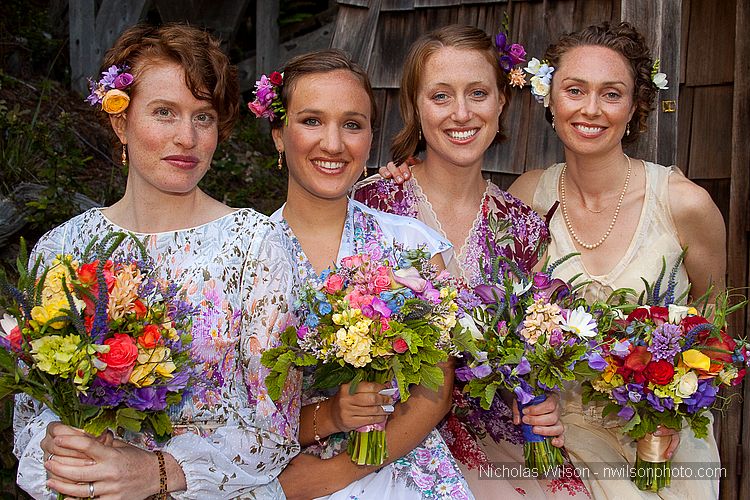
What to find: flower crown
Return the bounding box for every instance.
[248,71,286,123]
[86,64,134,115]
[523,55,670,108]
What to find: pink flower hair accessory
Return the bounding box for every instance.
[248,71,286,123]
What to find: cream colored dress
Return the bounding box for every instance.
[532,161,720,500]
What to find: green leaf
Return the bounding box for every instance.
[418,364,444,393]
[116,407,145,433]
[83,410,115,437]
[147,411,173,440]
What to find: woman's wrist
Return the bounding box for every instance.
[160,451,187,495]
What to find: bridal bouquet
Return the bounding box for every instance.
[262,249,461,465]
[582,258,747,492]
[0,233,197,441]
[455,215,613,474]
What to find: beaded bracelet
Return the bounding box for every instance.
[313,400,328,447]
[154,450,168,499]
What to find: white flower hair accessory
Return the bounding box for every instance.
[651,59,668,90]
[524,58,554,107]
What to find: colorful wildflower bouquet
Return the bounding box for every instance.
[455,215,613,474]
[0,233,197,441]
[262,249,461,466]
[582,258,747,492]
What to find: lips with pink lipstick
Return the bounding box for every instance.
[163,155,199,169]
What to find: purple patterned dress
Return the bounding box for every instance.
[354,176,590,499]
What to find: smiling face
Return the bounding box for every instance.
[417,47,505,170]
[272,69,373,202]
[110,60,219,197]
[549,45,636,159]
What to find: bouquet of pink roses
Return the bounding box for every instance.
[0,233,198,441]
[262,249,462,465]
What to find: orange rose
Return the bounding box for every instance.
[138,324,161,349]
[101,89,130,114]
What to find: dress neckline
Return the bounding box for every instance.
[409,176,491,267]
[95,207,245,236]
[556,160,651,280]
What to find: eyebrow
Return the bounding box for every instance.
[562,77,628,87]
[147,99,216,111]
[296,108,369,120]
[428,80,489,88]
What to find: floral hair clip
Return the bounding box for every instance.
[524,58,555,107]
[651,59,668,90]
[86,65,134,114]
[494,18,528,89]
[248,71,286,123]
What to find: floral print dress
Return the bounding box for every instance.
[14,208,301,499]
[271,199,474,500]
[354,176,590,499]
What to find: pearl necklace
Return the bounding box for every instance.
[560,154,632,250]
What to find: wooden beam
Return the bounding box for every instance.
[620,0,681,166]
[69,0,96,94]
[730,0,750,498]
[256,0,280,76]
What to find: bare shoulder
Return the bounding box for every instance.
[507,168,546,206]
[667,169,725,238]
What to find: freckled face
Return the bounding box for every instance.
[111,61,219,196]
[273,70,373,202]
[417,47,505,170]
[549,45,636,157]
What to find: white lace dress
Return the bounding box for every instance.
[14,208,301,499]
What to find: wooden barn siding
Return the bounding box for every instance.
[336,0,747,497]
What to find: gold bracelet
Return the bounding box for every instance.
[313,400,328,447]
[154,450,168,499]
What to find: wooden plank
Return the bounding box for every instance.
[369,88,388,167]
[382,0,415,9]
[374,89,405,168]
[621,0,681,167]
[483,87,529,174]
[572,0,615,28]
[486,172,522,192]
[675,85,693,175]
[731,0,750,498]
[414,0,461,7]
[685,0,735,86]
[331,2,381,69]
[338,0,369,6]
[256,0,280,75]
[679,0,690,85]
[687,85,733,180]
[69,0,96,94]
[368,11,417,88]
[93,0,150,66]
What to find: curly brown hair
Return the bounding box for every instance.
[390,25,511,165]
[543,21,658,144]
[101,23,239,142]
[270,49,377,130]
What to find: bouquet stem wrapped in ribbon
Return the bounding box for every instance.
[263,250,463,466]
[583,255,748,492]
[517,394,565,474]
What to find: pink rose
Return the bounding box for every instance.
[507,43,527,65]
[97,333,138,385]
[341,255,364,268]
[248,100,267,118]
[324,274,345,293]
[393,338,409,354]
[373,274,391,293]
[7,326,22,351]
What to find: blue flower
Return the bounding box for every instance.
[305,314,320,328]
[318,301,332,315]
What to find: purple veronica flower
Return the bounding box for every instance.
[100,65,120,88]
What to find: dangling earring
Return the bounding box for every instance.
[551,115,556,130]
[277,150,284,170]
[363,163,368,177]
[418,128,422,141]
[121,144,127,166]
[626,123,631,137]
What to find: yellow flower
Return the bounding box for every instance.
[102,89,130,114]
[130,346,175,387]
[602,358,618,383]
[682,349,711,371]
[31,296,72,330]
[30,334,84,376]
